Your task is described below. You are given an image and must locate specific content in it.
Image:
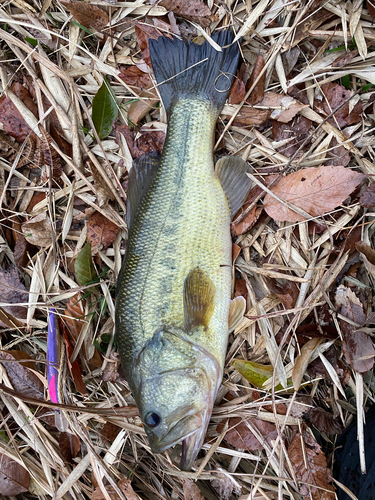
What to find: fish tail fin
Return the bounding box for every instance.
[149,31,240,114]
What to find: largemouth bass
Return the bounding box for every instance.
[115,30,252,470]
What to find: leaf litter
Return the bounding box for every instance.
[1,0,375,499]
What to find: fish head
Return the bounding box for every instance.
[133,331,222,470]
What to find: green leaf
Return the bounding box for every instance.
[233,359,293,392]
[72,20,94,35]
[342,75,350,90]
[92,78,118,140]
[362,83,373,92]
[25,37,38,46]
[75,242,96,287]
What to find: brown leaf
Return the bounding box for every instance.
[39,126,62,178]
[0,266,28,328]
[118,65,153,89]
[62,301,88,396]
[0,87,36,143]
[286,2,333,48]
[92,478,139,500]
[61,1,109,31]
[219,417,278,451]
[232,105,270,127]
[359,183,375,208]
[339,292,375,374]
[263,165,365,222]
[356,241,375,265]
[267,278,299,308]
[183,478,205,500]
[115,123,165,158]
[231,186,264,235]
[21,211,53,247]
[272,115,312,159]
[332,49,358,68]
[159,0,212,27]
[127,89,159,125]
[102,351,121,383]
[0,351,44,400]
[0,453,30,496]
[367,0,375,21]
[304,407,344,435]
[326,137,350,167]
[247,55,266,105]
[101,422,121,444]
[292,338,322,391]
[228,66,247,105]
[27,192,46,214]
[88,162,115,207]
[135,21,172,67]
[288,429,335,499]
[59,432,80,463]
[321,82,363,127]
[87,211,120,254]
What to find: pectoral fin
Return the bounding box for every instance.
[215,156,252,219]
[228,296,246,332]
[184,268,216,331]
[127,151,160,229]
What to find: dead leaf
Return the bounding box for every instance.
[115,123,165,158]
[87,211,120,254]
[321,82,363,128]
[0,351,44,400]
[368,0,375,21]
[102,351,121,383]
[62,301,88,396]
[232,105,270,127]
[326,137,350,167]
[89,162,115,207]
[92,478,139,500]
[267,278,299,309]
[304,407,344,434]
[339,294,375,374]
[359,183,375,208]
[22,212,53,247]
[332,49,358,68]
[247,55,265,105]
[0,84,37,143]
[61,1,109,31]
[0,453,30,496]
[281,47,300,76]
[356,241,375,265]
[183,478,205,500]
[59,432,81,463]
[118,65,153,89]
[127,89,159,125]
[285,2,333,49]
[0,266,28,328]
[288,429,335,499]
[231,186,264,235]
[27,192,46,214]
[228,64,248,105]
[263,165,365,222]
[292,338,322,390]
[101,422,121,444]
[158,0,212,27]
[218,417,278,451]
[135,21,172,67]
[272,115,312,159]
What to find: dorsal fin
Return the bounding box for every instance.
[215,156,252,219]
[126,151,161,229]
[183,268,216,331]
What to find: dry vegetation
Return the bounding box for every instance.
[0,0,375,498]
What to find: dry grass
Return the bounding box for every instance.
[0,0,375,498]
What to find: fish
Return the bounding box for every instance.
[115,30,252,470]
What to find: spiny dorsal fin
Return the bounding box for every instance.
[215,156,252,219]
[126,151,160,229]
[228,296,246,332]
[183,268,216,331]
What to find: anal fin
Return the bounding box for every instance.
[215,156,252,219]
[228,296,246,332]
[184,268,216,332]
[127,151,160,229]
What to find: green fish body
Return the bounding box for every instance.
[115,32,251,469]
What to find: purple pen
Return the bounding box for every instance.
[47,308,60,404]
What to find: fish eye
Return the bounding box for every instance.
[145,412,161,428]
